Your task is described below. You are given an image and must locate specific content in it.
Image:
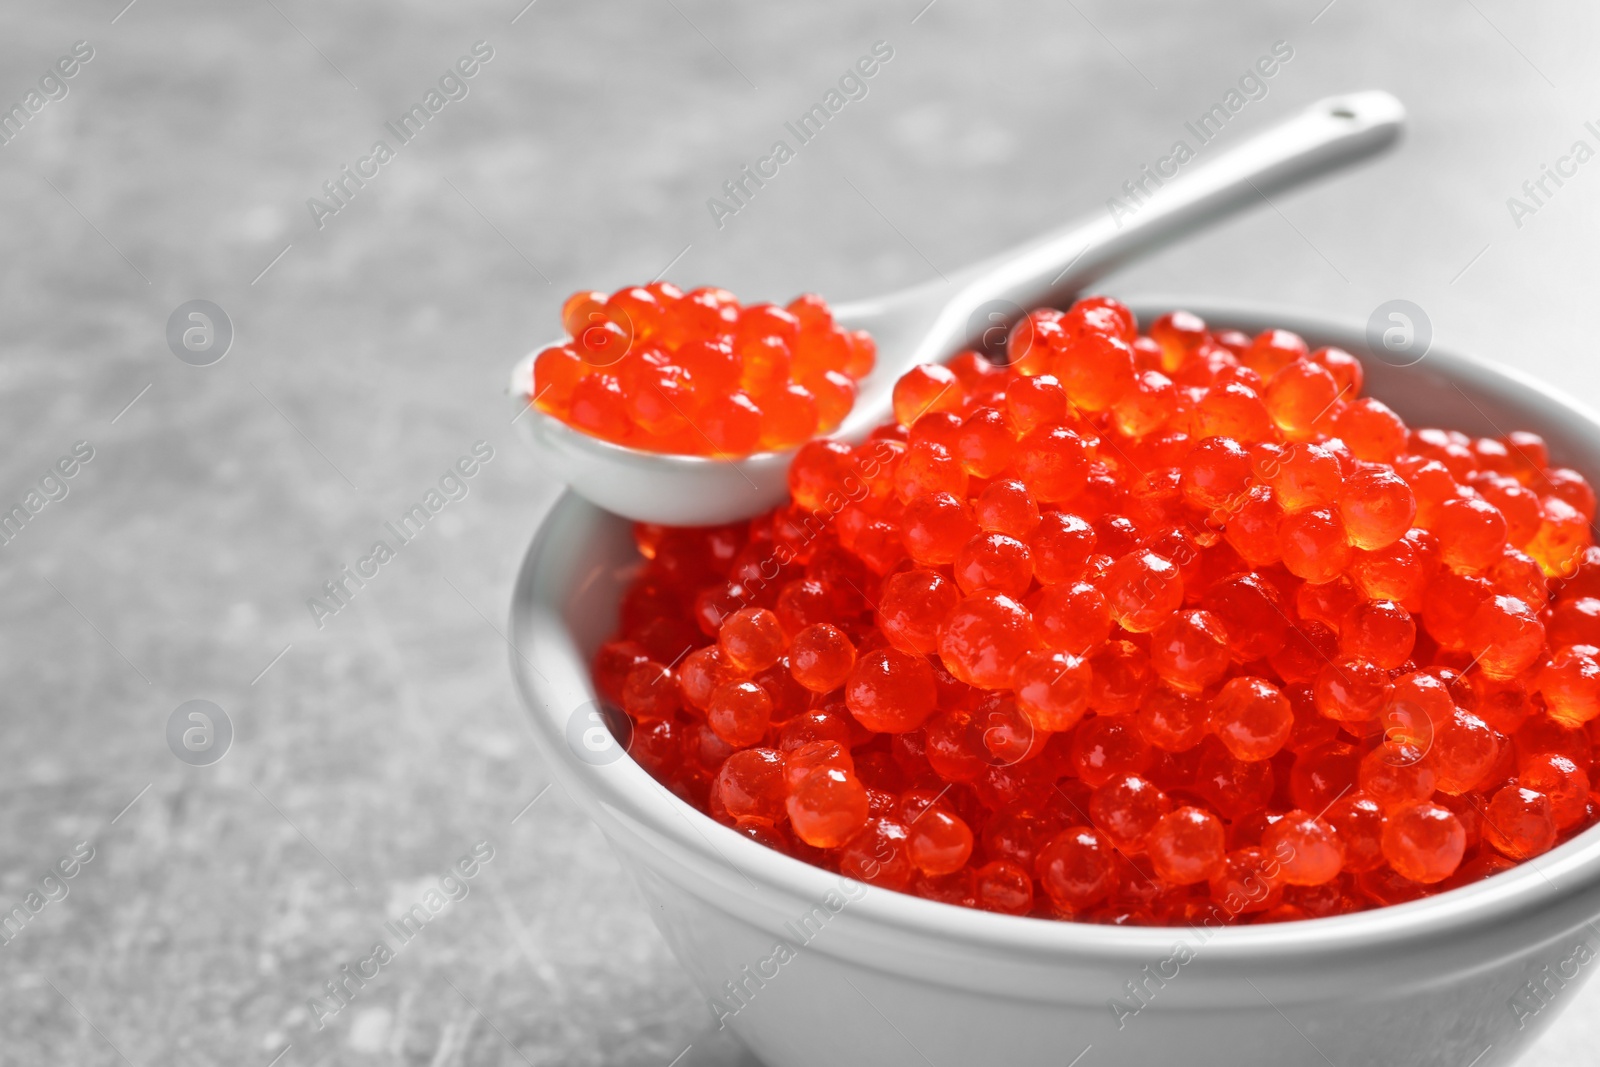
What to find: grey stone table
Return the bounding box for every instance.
[1,0,1596,1063]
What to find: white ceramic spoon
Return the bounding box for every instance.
[512,90,1405,526]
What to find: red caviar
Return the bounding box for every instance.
[591,295,1598,925]
[534,285,874,457]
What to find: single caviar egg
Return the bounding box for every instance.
[1483,786,1558,860]
[1332,397,1408,463]
[1036,827,1116,910]
[1030,512,1098,584]
[787,767,870,848]
[1339,599,1416,670]
[707,680,772,747]
[1279,508,1353,583]
[1265,359,1340,439]
[1011,649,1091,732]
[1381,803,1466,884]
[845,648,937,732]
[974,479,1042,539]
[789,623,857,694]
[1181,436,1254,511]
[1089,773,1173,851]
[908,808,974,876]
[1313,658,1392,722]
[955,407,1017,478]
[1071,714,1154,787]
[1149,310,1208,371]
[939,590,1039,689]
[782,739,851,793]
[953,531,1033,597]
[1005,373,1067,435]
[901,491,980,566]
[1310,345,1363,397]
[1149,608,1231,692]
[1358,742,1438,813]
[1429,710,1500,796]
[1210,676,1293,761]
[1339,467,1416,550]
[1103,550,1183,632]
[1200,573,1288,662]
[1147,807,1227,885]
[896,439,968,502]
[1030,581,1112,657]
[1267,442,1343,511]
[1136,684,1212,752]
[622,660,682,721]
[676,645,727,710]
[838,817,913,889]
[974,860,1035,915]
[788,438,859,511]
[1014,424,1092,503]
[1436,496,1509,572]
[1261,809,1345,886]
[1537,648,1600,725]
[718,607,786,673]
[1242,327,1309,378]
[1087,641,1154,717]
[1466,595,1546,681]
[893,364,964,426]
[715,748,786,822]
[1209,847,1284,915]
[1520,753,1590,829]
[878,568,961,655]
[1056,329,1136,412]
[1326,792,1386,873]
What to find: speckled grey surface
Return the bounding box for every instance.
[1,1,1597,1064]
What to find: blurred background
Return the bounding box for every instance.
[1,0,1597,1064]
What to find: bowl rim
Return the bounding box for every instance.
[509,295,1600,967]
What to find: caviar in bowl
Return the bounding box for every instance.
[509,302,1600,1067]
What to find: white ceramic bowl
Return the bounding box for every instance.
[509,300,1600,1067]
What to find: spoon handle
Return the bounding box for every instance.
[925,90,1405,352]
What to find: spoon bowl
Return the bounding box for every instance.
[513,91,1405,525]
